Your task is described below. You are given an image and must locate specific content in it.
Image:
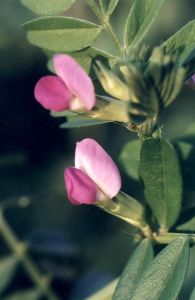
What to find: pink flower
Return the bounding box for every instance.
[34,54,96,111]
[64,138,121,205]
[185,74,195,90]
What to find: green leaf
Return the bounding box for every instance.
[107,0,120,15]
[99,0,107,14]
[124,0,164,48]
[60,118,110,128]
[119,139,141,180]
[3,289,41,300]
[139,138,182,230]
[162,20,195,66]
[86,279,118,300]
[0,255,18,295]
[50,110,78,118]
[21,0,76,15]
[113,239,153,300]
[176,217,195,232]
[23,17,101,52]
[99,0,119,16]
[146,47,186,108]
[176,141,192,160]
[131,238,190,300]
[189,287,195,300]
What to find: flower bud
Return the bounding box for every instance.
[95,62,130,101]
[90,96,130,123]
[64,139,121,205]
[120,64,146,104]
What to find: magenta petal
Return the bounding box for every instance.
[64,167,97,205]
[75,139,121,199]
[34,75,73,111]
[53,54,96,110]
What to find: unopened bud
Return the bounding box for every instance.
[120,64,146,104]
[89,96,130,123]
[95,62,130,101]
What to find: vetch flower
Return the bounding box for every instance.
[185,74,195,90]
[34,54,96,112]
[64,138,121,205]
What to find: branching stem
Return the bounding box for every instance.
[0,209,59,300]
[86,0,124,56]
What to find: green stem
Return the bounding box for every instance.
[0,210,59,300]
[86,0,123,56]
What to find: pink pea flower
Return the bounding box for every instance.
[64,138,121,205]
[185,74,195,90]
[34,54,96,111]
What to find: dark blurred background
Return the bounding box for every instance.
[0,0,195,299]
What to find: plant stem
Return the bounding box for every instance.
[0,210,59,300]
[86,0,123,56]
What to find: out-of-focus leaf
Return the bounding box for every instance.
[113,239,153,300]
[146,47,186,108]
[176,141,192,160]
[21,0,76,15]
[24,17,101,52]
[189,287,195,300]
[119,139,141,180]
[60,117,110,128]
[185,122,195,136]
[124,0,164,48]
[139,138,182,230]
[0,255,18,296]
[69,271,114,300]
[131,238,190,300]
[162,20,195,66]
[99,0,119,15]
[176,217,195,232]
[3,288,41,300]
[50,110,78,118]
[86,279,118,300]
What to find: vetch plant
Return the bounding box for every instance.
[16,0,195,299]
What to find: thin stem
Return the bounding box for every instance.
[0,210,59,300]
[86,0,123,56]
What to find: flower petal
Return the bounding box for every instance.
[34,75,73,111]
[185,74,195,90]
[64,167,97,205]
[75,139,121,198]
[53,54,96,110]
